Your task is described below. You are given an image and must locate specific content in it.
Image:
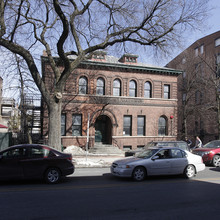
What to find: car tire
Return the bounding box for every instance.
[132,167,146,181]
[45,167,61,184]
[184,165,196,178]
[212,155,220,167]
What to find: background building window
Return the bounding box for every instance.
[96,77,105,95]
[215,38,220,47]
[144,82,152,98]
[158,116,167,136]
[195,47,198,56]
[164,84,170,99]
[182,71,186,78]
[195,90,202,104]
[129,80,137,97]
[123,115,132,136]
[79,76,88,94]
[216,54,220,77]
[137,116,145,136]
[200,45,204,54]
[113,79,121,96]
[182,93,186,103]
[72,114,82,136]
[61,114,66,136]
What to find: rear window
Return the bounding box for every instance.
[145,141,189,151]
[203,141,220,149]
[175,143,188,151]
[30,147,56,158]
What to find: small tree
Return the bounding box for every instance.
[0,0,209,150]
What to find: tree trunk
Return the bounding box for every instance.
[48,99,62,151]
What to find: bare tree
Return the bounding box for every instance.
[198,54,220,140]
[0,0,209,150]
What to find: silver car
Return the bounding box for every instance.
[111,147,205,181]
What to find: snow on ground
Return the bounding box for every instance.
[64,145,124,167]
[64,145,87,156]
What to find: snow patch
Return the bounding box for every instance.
[64,145,87,156]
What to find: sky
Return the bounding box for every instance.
[1,0,220,99]
[150,0,220,66]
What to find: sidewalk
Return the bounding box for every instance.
[64,145,125,168]
[72,154,125,168]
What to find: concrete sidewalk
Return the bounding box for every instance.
[72,154,125,168]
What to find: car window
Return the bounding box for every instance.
[137,149,159,159]
[30,147,49,158]
[176,143,188,151]
[157,143,169,147]
[155,149,171,159]
[203,141,220,149]
[170,149,186,158]
[2,148,27,159]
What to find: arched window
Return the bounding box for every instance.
[144,81,152,98]
[96,77,105,95]
[113,79,121,96]
[79,76,88,94]
[129,80,137,97]
[158,116,168,136]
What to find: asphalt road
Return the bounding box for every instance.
[0,166,220,220]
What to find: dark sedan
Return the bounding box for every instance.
[0,144,74,183]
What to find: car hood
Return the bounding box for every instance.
[113,157,143,165]
[193,147,217,152]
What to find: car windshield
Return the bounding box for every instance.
[203,140,220,149]
[136,149,159,159]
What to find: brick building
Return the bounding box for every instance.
[167,31,220,144]
[41,52,181,151]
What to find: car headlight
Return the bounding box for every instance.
[118,164,131,169]
[204,151,214,155]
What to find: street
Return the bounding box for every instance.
[0,166,220,220]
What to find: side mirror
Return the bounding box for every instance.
[152,155,159,160]
[0,155,3,160]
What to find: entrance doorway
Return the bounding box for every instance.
[94,115,112,144]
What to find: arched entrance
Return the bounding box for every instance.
[94,115,112,144]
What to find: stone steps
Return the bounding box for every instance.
[89,143,124,155]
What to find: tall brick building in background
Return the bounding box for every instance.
[41,51,181,151]
[167,31,220,145]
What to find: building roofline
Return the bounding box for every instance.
[41,55,182,76]
[166,30,220,65]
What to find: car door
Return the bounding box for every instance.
[0,147,27,179]
[148,149,172,175]
[169,149,188,174]
[22,146,48,178]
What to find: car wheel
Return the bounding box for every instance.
[184,165,195,178]
[45,168,61,184]
[132,167,146,181]
[212,155,220,167]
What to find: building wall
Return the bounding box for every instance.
[167,30,220,145]
[42,54,180,150]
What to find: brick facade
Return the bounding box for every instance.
[42,53,180,150]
